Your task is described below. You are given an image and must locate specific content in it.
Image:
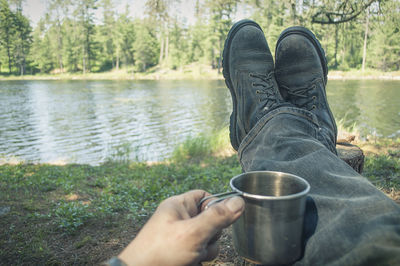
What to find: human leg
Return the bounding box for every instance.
[239,111,400,265]
[223,21,400,265]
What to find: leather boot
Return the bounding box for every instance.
[275,26,337,152]
[223,19,285,151]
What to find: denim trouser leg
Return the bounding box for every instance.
[237,106,400,265]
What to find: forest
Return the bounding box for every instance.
[0,0,399,76]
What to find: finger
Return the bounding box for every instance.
[157,190,209,219]
[199,196,218,212]
[204,242,219,262]
[181,190,210,217]
[190,196,245,243]
[208,230,222,245]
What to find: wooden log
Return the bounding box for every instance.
[337,142,365,174]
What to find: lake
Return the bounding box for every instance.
[1,79,399,164]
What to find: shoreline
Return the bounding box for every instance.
[1,69,399,81]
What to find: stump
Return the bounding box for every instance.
[337,142,364,174]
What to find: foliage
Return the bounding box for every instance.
[54,201,94,233]
[1,0,399,75]
[133,19,159,72]
[0,0,32,74]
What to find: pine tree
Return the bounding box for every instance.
[0,0,16,73]
[206,0,237,73]
[75,0,97,73]
[13,10,32,75]
[133,19,159,72]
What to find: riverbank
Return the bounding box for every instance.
[0,63,222,81]
[1,65,399,81]
[1,133,399,265]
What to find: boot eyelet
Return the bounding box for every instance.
[312,105,316,110]
[255,89,260,93]
[312,96,317,100]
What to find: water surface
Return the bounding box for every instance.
[0,79,399,164]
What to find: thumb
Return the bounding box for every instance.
[191,196,245,242]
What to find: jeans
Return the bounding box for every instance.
[237,106,400,265]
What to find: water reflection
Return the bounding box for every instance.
[0,79,399,164]
[328,80,400,137]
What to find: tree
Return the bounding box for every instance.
[98,0,116,71]
[361,7,370,71]
[13,10,32,75]
[133,19,159,72]
[30,18,54,73]
[46,0,70,72]
[0,0,16,73]
[63,17,81,72]
[116,5,135,68]
[145,0,178,66]
[167,18,189,69]
[206,0,237,73]
[75,0,97,73]
[368,0,400,70]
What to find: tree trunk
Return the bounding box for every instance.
[86,36,91,72]
[362,9,369,72]
[116,53,120,70]
[7,44,12,74]
[165,33,169,62]
[334,24,339,68]
[337,143,365,174]
[57,18,64,72]
[218,37,222,74]
[159,35,164,65]
[82,45,86,74]
[290,0,297,24]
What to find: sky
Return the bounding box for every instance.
[21,0,250,27]
[21,0,198,26]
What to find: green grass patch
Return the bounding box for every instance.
[361,138,400,191]
[0,150,241,264]
[0,132,398,264]
[171,128,233,163]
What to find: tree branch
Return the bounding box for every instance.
[312,0,378,24]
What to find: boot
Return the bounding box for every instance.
[275,26,337,152]
[223,19,285,151]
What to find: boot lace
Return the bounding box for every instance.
[280,78,322,111]
[250,72,280,110]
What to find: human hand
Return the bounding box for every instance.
[118,189,245,266]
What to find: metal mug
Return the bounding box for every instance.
[200,171,310,265]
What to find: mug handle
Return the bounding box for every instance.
[198,191,242,210]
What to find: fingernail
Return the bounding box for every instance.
[225,196,245,213]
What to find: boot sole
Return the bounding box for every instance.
[275,26,337,140]
[222,19,263,151]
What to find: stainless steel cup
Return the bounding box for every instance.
[231,171,310,265]
[200,171,310,265]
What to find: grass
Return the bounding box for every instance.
[0,128,399,265]
[0,132,241,264]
